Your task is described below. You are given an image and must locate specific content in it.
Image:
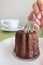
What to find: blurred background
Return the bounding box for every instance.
[0,0,35,26]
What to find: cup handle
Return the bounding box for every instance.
[1,20,8,27]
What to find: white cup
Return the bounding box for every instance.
[1,19,19,29]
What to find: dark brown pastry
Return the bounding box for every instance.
[14,30,40,59]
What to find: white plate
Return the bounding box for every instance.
[0,37,43,65]
[1,26,24,31]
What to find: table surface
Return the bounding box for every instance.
[0,31,16,41]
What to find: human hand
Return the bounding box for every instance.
[28,0,43,30]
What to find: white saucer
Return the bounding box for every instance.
[1,26,24,31]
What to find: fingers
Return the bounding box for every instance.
[34,23,40,30]
[35,19,41,25]
[28,11,34,20]
[33,11,41,20]
[28,3,40,20]
[28,2,40,20]
[37,0,43,11]
[32,3,39,15]
[37,12,41,20]
[34,19,41,30]
[41,11,43,15]
[28,11,37,20]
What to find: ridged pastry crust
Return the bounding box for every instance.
[14,30,40,59]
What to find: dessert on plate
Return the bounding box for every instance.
[14,21,40,59]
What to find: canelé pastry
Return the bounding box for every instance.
[14,30,40,59]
